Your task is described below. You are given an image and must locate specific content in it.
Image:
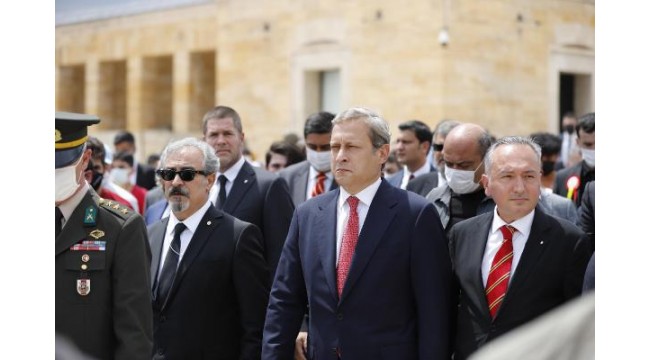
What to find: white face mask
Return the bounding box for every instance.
[55,155,83,203]
[306,148,331,172]
[110,168,130,187]
[581,148,595,168]
[445,165,481,194]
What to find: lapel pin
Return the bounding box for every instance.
[207,221,212,225]
[540,241,544,245]
[244,179,249,184]
[81,254,90,262]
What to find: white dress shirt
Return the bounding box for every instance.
[156,199,212,280]
[209,156,246,206]
[306,166,333,200]
[481,208,535,287]
[335,178,382,264]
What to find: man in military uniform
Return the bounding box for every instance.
[55,112,153,359]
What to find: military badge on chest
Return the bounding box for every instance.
[70,204,106,296]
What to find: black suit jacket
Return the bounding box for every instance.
[448,207,590,360]
[553,160,594,206]
[56,190,153,360]
[578,180,595,255]
[220,161,295,278]
[148,205,269,359]
[136,162,157,190]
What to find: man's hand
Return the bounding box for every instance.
[294,331,308,360]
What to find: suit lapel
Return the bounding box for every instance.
[467,214,494,316]
[294,164,310,203]
[340,181,398,302]
[162,206,223,310]
[56,192,95,256]
[223,162,256,213]
[316,190,340,300]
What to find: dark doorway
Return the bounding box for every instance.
[559,73,575,128]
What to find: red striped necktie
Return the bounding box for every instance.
[485,225,516,318]
[311,172,327,198]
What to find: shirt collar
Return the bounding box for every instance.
[309,165,332,179]
[490,206,535,238]
[219,156,246,182]
[167,198,212,236]
[337,177,382,210]
[406,162,430,178]
[58,182,90,221]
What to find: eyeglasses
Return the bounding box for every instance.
[433,143,444,152]
[156,168,210,182]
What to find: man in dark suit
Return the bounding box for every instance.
[202,105,294,279]
[149,137,269,359]
[407,119,460,197]
[448,136,590,360]
[263,107,453,359]
[55,112,153,359]
[114,130,157,190]
[388,120,436,190]
[278,111,338,206]
[553,112,595,206]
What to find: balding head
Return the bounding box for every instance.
[442,123,492,186]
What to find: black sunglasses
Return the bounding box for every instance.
[433,143,444,152]
[156,168,210,182]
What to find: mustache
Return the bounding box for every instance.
[167,186,190,197]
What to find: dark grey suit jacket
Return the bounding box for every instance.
[406,170,439,197]
[277,160,338,207]
[448,207,590,360]
[148,205,269,359]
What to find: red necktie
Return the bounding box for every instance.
[485,225,516,318]
[311,172,327,198]
[337,196,360,297]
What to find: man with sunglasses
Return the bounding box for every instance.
[55,112,153,359]
[202,105,294,280]
[407,118,460,196]
[148,137,269,359]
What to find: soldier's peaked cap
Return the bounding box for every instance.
[56,111,100,168]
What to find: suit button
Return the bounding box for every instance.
[337,313,343,320]
[160,315,166,322]
[156,348,164,355]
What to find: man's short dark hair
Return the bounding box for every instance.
[304,111,335,138]
[265,141,305,167]
[576,112,595,137]
[398,120,433,145]
[87,136,106,165]
[113,131,135,146]
[113,151,135,168]
[530,132,562,157]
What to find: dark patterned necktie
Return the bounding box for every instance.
[156,222,187,303]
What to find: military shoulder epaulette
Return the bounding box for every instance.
[96,197,133,219]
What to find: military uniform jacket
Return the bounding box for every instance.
[55,190,153,360]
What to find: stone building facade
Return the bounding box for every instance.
[56,0,594,163]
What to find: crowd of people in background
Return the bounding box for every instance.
[55,106,595,360]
